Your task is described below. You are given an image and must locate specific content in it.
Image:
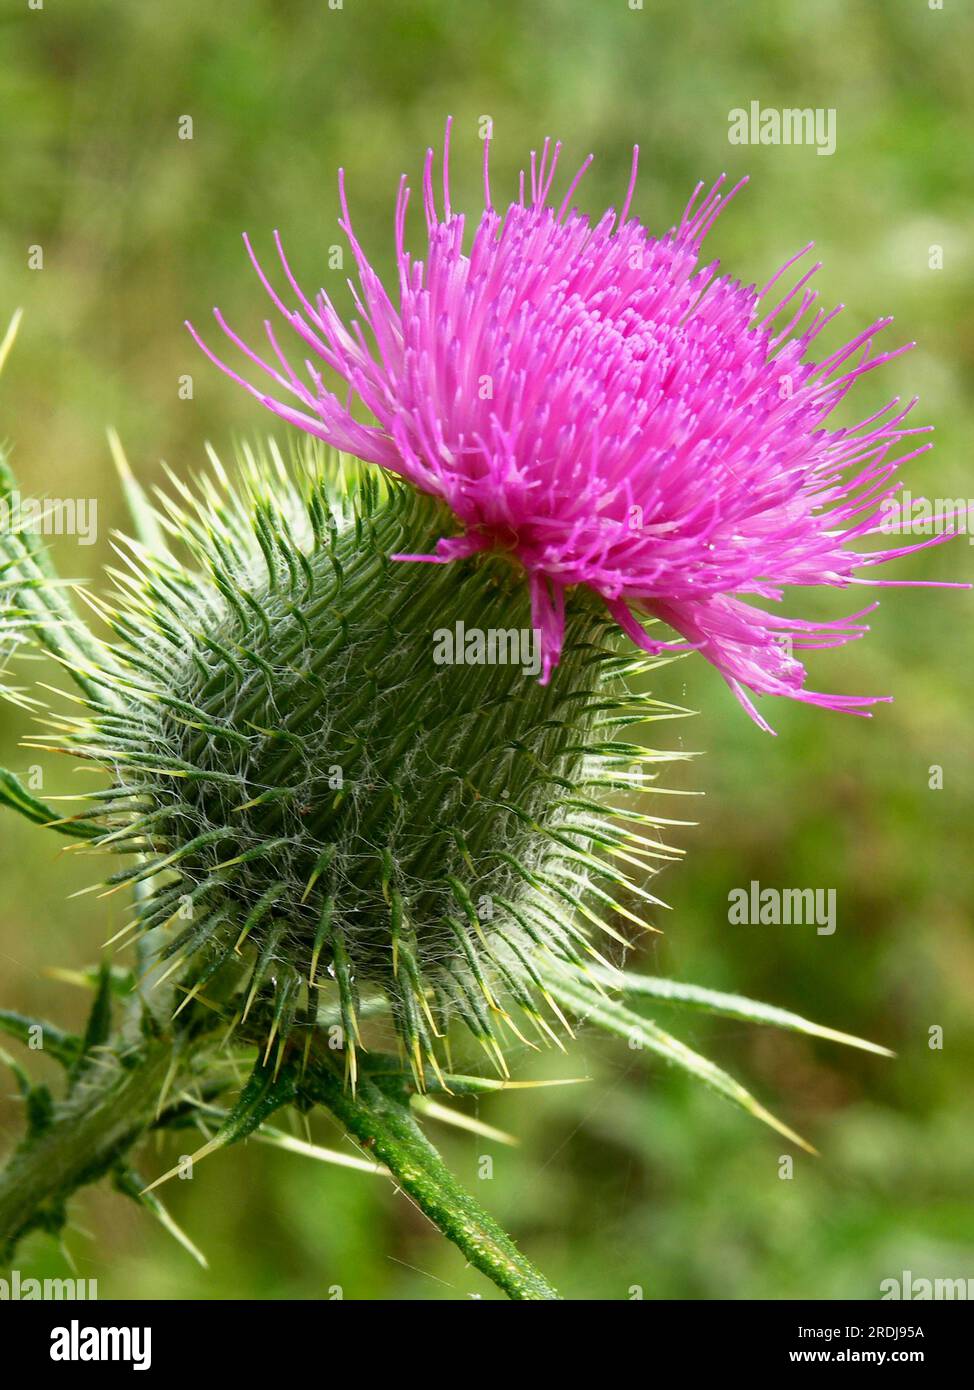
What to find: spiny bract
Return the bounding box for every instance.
[37,444,687,1087]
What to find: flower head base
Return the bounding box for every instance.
[190,122,956,730]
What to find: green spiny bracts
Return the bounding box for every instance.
[30,443,688,1090]
[0,426,896,1297]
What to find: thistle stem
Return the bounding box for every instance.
[305,1068,560,1300]
[1,1025,560,1299]
[0,1034,177,1264]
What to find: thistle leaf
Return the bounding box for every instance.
[232,1123,387,1174]
[543,966,817,1154]
[0,767,101,839]
[114,1167,208,1268]
[107,430,168,554]
[582,964,894,1058]
[0,1009,82,1069]
[412,1096,519,1148]
[141,1057,298,1194]
[69,962,115,1088]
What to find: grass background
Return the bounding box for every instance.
[0,0,972,1299]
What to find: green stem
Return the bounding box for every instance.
[1,1020,559,1299]
[305,1067,559,1300]
[0,1034,177,1264]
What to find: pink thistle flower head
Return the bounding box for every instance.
[189,120,960,731]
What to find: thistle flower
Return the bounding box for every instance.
[0,126,931,1291]
[190,122,951,731]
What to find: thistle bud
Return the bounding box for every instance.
[44,449,676,1088]
[0,436,901,1297]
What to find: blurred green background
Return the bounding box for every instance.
[1,0,972,1300]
